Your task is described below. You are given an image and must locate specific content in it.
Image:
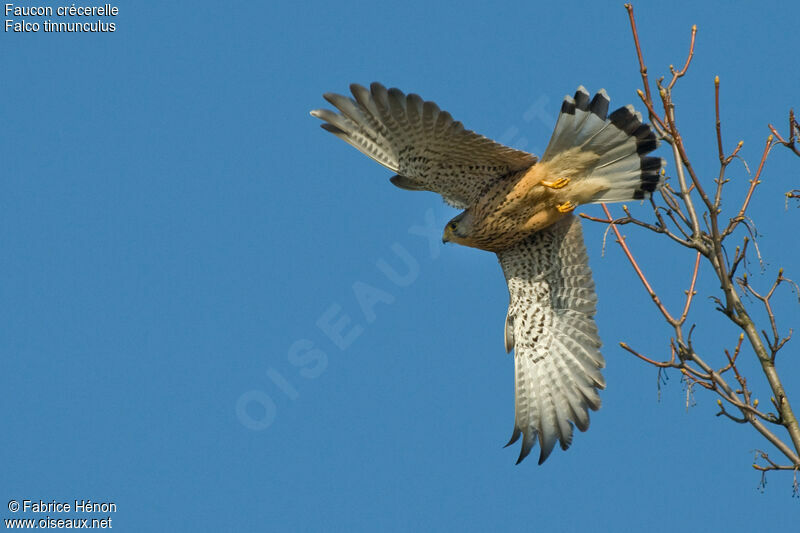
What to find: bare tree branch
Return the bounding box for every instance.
[593,4,800,488]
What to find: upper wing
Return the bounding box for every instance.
[311,82,538,208]
[497,215,605,464]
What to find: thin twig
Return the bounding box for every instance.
[624,4,652,106]
[600,203,676,323]
[724,135,774,237]
[667,24,697,90]
[679,252,701,322]
[715,76,724,163]
[620,342,674,368]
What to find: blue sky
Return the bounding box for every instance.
[2,0,799,530]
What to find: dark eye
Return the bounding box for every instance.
[448,222,457,230]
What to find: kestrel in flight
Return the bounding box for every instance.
[311,83,663,464]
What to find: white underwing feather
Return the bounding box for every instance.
[497,215,603,464]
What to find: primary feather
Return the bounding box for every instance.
[311,82,538,208]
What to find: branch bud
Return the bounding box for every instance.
[753,399,759,407]
[716,399,722,406]
[714,75,719,86]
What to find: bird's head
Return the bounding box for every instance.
[442,211,473,245]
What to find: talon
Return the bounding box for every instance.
[556,201,576,213]
[541,177,570,189]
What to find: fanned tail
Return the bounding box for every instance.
[543,86,665,202]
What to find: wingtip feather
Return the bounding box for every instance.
[504,426,522,448]
[320,123,347,135]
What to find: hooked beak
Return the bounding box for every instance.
[442,225,452,244]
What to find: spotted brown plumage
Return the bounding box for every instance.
[311,82,664,463]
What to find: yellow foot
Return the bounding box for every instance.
[556,201,576,213]
[541,177,570,189]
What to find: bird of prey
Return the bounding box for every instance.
[311,83,663,464]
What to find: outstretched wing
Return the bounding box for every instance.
[497,215,604,464]
[311,82,538,208]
